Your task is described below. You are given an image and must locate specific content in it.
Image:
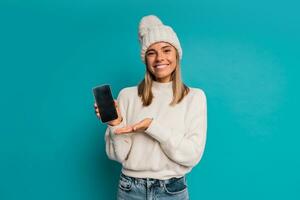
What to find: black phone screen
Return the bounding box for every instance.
[93,84,118,123]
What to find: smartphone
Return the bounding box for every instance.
[92,84,118,123]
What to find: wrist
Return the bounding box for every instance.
[108,117,123,126]
[146,118,153,128]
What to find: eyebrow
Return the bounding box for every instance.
[146,45,172,53]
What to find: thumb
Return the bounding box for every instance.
[114,100,118,107]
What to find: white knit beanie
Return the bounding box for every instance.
[138,15,182,63]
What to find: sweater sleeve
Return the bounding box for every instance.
[144,89,207,167]
[104,89,132,163]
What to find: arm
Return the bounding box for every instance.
[104,89,132,163]
[144,90,207,167]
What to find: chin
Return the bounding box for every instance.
[156,75,171,80]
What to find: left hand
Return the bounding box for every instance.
[115,118,153,134]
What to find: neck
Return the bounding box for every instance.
[152,80,173,94]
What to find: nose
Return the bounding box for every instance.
[156,51,165,62]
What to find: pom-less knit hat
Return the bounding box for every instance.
[138,15,182,63]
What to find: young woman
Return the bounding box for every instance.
[94,15,207,200]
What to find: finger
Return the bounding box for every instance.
[94,103,98,108]
[132,125,139,131]
[96,113,100,118]
[115,128,127,134]
[115,130,125,134]
[116,130,131,135]
[114,100,118,107]
[117,126,132,132]
[115,126,133,134]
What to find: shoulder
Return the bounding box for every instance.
[119,86,137,96]
[117,86,138,100]
[185,87,207,113]
[188,87,206,102]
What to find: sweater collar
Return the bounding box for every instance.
[152,80,173,94]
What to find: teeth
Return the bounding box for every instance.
[156,64,168,69]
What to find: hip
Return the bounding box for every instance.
[117,172,189,200]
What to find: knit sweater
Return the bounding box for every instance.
[104,80,207,180]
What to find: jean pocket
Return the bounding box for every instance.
[163,177,187,195]
[118,175,133,192]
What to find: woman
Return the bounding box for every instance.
[94,15,207,200]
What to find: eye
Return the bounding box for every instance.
[164,49,171,52]
[146,52,154,56]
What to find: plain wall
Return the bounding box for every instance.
[1,0,299,199]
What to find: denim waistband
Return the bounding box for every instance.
[120,172,185,187]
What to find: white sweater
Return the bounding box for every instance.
[104,80,207,180]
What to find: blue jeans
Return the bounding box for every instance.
[117,172,189,200]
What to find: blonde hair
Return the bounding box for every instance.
[137,50,190,107]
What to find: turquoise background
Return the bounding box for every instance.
[1,0,299,199]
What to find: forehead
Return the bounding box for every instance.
[148,42,174,50]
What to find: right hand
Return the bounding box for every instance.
[94,100,123,126]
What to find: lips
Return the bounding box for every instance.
[154,64,169,69]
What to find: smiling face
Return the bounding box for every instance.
[145,42,178,83]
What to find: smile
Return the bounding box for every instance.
[155,64,169,69]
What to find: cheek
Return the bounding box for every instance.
[169,56,178,69]
[168,52,177,61]
[169,63,177,71]
[168,55,177,66]
[146,57,154,66]
[149,59,155,66]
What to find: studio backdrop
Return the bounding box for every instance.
[0,0,299,199]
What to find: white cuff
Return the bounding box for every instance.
[144,118,172,144]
